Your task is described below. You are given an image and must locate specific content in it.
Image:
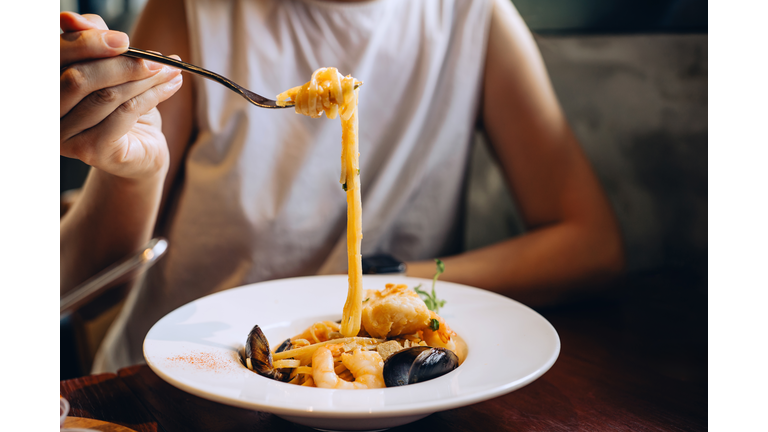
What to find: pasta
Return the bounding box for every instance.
[251,69,465,389]
[277,68,364,338]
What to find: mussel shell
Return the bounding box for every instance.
[382,346,459,387]
[245,325,291,382]
[275,338,292,353]
[244,325,269,367]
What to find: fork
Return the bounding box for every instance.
[122,47,291,109]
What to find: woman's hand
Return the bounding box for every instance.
[59,12,183,180]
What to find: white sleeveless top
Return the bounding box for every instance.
[93,0,492,373]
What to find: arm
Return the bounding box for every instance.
[129,0,196,225]
[59,0,193,293]
[406,0,624,306]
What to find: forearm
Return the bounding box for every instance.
[60,166,167,295]
[406,220,624,306]
[427,0,626,306]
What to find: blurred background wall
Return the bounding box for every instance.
[60,0,707,274]
[466,0,707,274]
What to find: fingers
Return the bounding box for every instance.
[60,12,99,32]
[61,65,182,142]
[59,13,121,66]
[62,73,184,167]
[81,14,109,30]
[60,27,129,67]
[60,54,168,117]
[60,12,127,68]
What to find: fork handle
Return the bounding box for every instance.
[122,47,290,108]
[121,47,238,91]
[121,47,359,108]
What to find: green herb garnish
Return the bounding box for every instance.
[414,259,446,313]
[363,297,370,303]
[342,182,348,191]
[429,318,440,331]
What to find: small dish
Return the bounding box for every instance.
[60,396,69,427]
[144,275,560,431]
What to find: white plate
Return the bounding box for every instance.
[144,275,560,431]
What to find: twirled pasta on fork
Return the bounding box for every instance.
[278,67,364,338]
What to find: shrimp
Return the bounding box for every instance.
[312,346,385,389]
[422,311,457,353]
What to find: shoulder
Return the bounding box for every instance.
[130,0,190,59]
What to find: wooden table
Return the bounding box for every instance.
[61,268,707,431]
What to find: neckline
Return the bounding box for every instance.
[294,0,388,11]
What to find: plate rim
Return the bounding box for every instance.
[144,274,561,419]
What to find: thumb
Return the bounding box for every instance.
[60,12,108,32]
[60,12,128,67]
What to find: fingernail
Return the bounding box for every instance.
[145,60,163,71]
[105,31,128,48]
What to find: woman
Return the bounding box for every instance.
[60,0,623,372]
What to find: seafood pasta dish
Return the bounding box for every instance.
[240,69,465,389]
[244,279,467,389]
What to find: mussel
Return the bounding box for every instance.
[244,324,291,381]
[274,337,293,353]
[382,346,459,387]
